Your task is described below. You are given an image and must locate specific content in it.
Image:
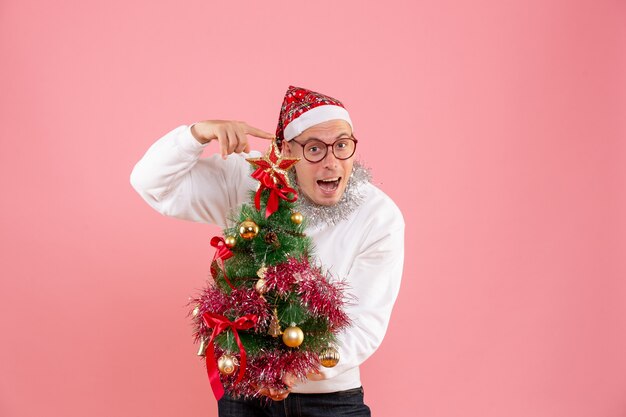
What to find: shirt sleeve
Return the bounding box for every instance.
[320,207,405,379]
[129,125,256,228]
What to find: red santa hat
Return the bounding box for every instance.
[275,85,353,145]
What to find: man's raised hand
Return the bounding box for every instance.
[190,120,275,159]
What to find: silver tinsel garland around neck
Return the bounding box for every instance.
[288,161,372,228]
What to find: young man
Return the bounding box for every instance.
[130,86,405,417]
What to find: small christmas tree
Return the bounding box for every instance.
[189,141,351,400]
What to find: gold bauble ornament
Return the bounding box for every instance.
[319,346,340,368]
[239,219,259,240]
[217,354,239,375]
[255,278,268,294]
[224,235,236,248]
[192,305,200,317]
[282,323,304,348]
[291,212,304,225]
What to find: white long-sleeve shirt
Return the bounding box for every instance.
[130,125,405,394]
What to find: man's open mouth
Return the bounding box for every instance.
[317,177,341,192]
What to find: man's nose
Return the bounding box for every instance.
[321,148,339,168]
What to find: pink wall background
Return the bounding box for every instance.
[1,1,625,416]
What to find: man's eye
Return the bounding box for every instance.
[336,142,347,149]
[307,146,320,153]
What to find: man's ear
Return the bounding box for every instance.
[282,141,291,156]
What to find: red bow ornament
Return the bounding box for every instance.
[200,313,258,400]
[210,236,234,289]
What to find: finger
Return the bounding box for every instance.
[274,392,289,401]
[269,387,288,396]
[234,126,248,153]
[269,388,289,401]
[244,123,275,140]
[216,131,229,160]
[225,128,239,155]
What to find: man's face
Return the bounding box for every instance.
[283,119,355,206]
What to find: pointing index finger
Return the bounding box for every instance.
[244,124,275,140]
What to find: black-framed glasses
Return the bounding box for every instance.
[290,135,358,163]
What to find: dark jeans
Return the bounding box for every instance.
[217,387,371,417]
